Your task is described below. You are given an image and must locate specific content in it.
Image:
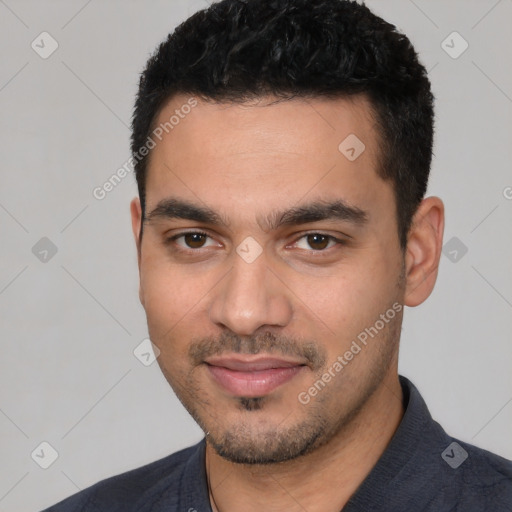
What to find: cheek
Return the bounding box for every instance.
[297,251,401,349]
[141,271,198,378]
[139,255,202,342]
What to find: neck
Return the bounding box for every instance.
[205,372,404,512]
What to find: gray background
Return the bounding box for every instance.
[0,0,511,510]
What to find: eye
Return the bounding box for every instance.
[293,233,339,251]
[168,232,218,249]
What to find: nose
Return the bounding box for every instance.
[208,252,293,336]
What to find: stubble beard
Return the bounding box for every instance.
[159,304,403,465]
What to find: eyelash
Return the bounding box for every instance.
[165,231,346,252]
[166,231,215,249]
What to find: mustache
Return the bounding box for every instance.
[188,331,327,371]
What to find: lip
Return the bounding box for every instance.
[205,355,306,397]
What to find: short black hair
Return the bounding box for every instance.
[131,0,434,248]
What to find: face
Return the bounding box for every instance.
[131,94,407,464]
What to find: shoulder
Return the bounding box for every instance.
[445,439,512,509]
[389,378,512,511]
[41,442,204,512]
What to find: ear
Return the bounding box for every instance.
[130,197,145,307]
[404,196,445,307]
[130,197,143,267]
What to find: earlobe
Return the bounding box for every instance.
[404,196,445,307]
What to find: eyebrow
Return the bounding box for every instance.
[145,197,368,231]
[262,200,368,231]
[145,198,226,226]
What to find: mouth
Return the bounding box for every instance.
[204,355,307,397]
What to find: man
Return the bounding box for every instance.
[44,0,512,510]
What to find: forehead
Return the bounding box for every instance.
[151,93,378,161]
[144,94,391,224]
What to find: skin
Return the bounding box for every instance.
[130,94,444,511]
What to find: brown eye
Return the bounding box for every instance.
[183,233,208,248]
[306,234,330,250]
[166,231,219,251]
